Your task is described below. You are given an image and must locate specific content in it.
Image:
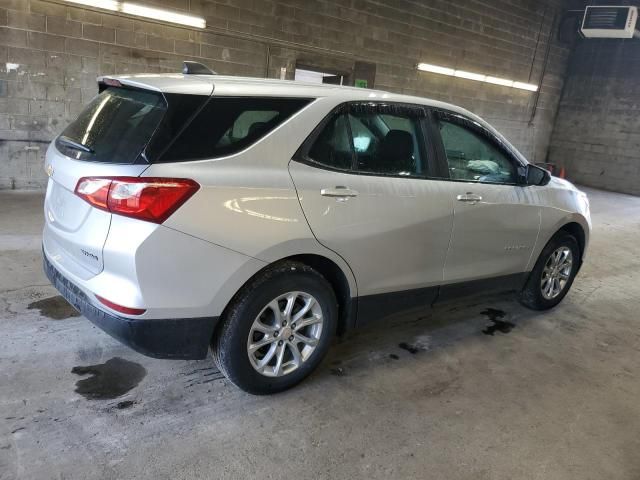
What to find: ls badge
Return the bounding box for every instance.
[46,164,54,177]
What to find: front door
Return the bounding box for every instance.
[289,103,454,321]
[431,111,541,287]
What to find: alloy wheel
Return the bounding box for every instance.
[247,291,323,377]
[540,246,573,300]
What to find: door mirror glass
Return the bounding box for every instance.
[526,164,551,186]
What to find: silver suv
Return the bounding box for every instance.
[43,63,591,394]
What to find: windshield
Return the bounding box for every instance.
[56,87,167,164]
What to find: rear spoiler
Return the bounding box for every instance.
[97,76,164,94]
[98,77,124,93]
[97,62,215,96]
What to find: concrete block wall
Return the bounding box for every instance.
[549,38,640,195]
[0,0,571,189]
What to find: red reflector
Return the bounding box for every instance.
[74,177,199,224]
[96,295,146,316]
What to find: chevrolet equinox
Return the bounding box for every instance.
[43,62,591,394]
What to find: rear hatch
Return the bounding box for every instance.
[44,82,208,279]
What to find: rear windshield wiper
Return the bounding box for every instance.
[58,135,94,154]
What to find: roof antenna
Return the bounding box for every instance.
[182,61,217,75]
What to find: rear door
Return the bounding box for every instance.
[43,85,174,279]
[289,102,454,318]
[429,110,541,287]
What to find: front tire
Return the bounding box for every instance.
[212,261,337,394]
[519,232,580,310]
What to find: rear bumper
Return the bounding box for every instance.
[44,252,217,360]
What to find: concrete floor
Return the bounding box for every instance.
[1,187,639,480]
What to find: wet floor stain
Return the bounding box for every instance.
[115,400,135,410]
[71,357,146,400]
[389,354,400,360]
[481,308,515,336]
[27,296,80,320]
[330,367,346,376]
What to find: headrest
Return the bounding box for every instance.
[381,129,413,160]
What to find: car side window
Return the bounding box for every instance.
[217,110,279,148]
[348,111,424,176]
[160,97,311,162]
[307,113,353,170]
[438,119,517,184]
[305,104,427,177]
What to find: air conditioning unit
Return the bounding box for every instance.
[581,6,639,38]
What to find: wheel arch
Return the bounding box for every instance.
[215,253,356,339]
[528,219,587,276]
[528,209,590,271]
[558,221,586,264]
[286,254,355,335]
[519,219,586,311]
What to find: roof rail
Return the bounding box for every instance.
[182,61,217,75]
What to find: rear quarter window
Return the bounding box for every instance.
[159,97,312,163]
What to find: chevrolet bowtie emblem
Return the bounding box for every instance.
[46,164,54,177]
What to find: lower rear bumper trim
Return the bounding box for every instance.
[43,251,218,360]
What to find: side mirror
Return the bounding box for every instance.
[525,164,551,186]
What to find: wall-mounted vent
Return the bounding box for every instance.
[581,6,638,38]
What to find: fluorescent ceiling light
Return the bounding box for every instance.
[63,0,206,28]
[121,3,206,28]
[511,81,538,91]
[416,63,455,76]
[485,76,514,87]
[417,62,538,92]
[513,81,539,92]
[454,70,486,82]
[65,0,118,10]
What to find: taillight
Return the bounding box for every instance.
[74,177,199,224]
[75,177,111,210]
[95,295,146,316]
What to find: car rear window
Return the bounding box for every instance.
[158,97,313,163]
[56,87,167,164]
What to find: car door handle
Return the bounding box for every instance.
[321,186,359,198]
[456,192,483,203]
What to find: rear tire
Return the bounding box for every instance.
[212,261,337,395]
[519,232,580,311]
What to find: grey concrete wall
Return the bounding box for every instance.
[549,38,640,195]
[0,0,571,189]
